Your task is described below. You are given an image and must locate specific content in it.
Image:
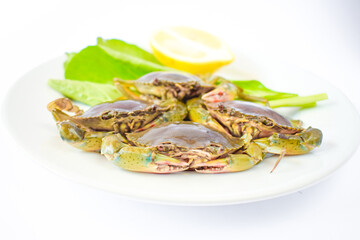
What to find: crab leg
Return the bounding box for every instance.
[270,150,286,173]
[57,121,112,152]
[47,98,92,131]
[253,127,323,155]
[187,98,227,132]
[47,98,85,124]
[113,78,142,100]
[290,120,303,128]
[47,98,112,152]
[194,127,322,174]
[101,134,189,173]
[159,100,187,122]
[250,127,322,172]
[193,142,264,173]
[187,98,255,148]
[194,154,262,173]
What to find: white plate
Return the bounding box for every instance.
[2,52,360,206]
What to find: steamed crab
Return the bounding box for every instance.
[47,98,187,152]
[101,122,262,173]
[114,72,267,107]
[188,99,304,138]
[113,72,215,101]
[101,121,321,174]
[187,99,322,171]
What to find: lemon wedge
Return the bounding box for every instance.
[150,26,235,74]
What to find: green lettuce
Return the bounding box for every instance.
[63,52,76,70]
[97,37,162,65]
[51,37,328,108]
[231,80,298,100]
[64,39,173,84]
[48,79,123,106]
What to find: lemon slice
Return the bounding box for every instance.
[150,26,235,74]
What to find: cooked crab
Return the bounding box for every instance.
[47,98,187,152]
[187,99,322,170]
[101,121,322,174]
[101,121,263,173]
[188,99,304,138]
[114,72,215,101]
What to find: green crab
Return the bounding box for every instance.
[114,72,215,101]
[187,99,322,171]
[101,121,322,174]
[101,122,263,173]
[114,72,265,106]
[47,98,187,152]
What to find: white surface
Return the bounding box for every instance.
[3,54,360,206]
[1,0,359,239]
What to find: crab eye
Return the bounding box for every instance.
[156,142,176,152]
[101,111,113,120]
[206,144,224,154]
[261,118,273,126]
[230,109,237,116]
[153,78,160,85]
[218,104,225,112]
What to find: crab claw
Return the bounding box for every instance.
[47,98,83,115]
[186,98,228,132]
[193,154,260,173]
[202,87,236,103]
[299,128,323,151]
[253,127,323,155]
[58,121,85,142]
[101,135,189,173]
[202,81,268,104]
[58,121,111,152]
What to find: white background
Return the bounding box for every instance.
[1,0,360,239]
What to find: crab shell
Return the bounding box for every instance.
[115,72,215,101]
[47,98,178,152]
[204,100,302,138]
[60,99,167,133]
[121,122,248,172]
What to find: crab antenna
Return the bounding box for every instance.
[270,150,286,173]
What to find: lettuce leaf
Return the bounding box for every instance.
[48,79,123,106]
[97,38,161,65]
[64,39,173,84]
[64,46,135,83]
[63,52,76,70]
[231,80,298,100]
[54,37,328,109]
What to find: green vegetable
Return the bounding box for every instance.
[64,39,173,84]
[231,80,328,108]
[97,38,161,65]
[268,93,328,108]
[63,52,76,69]
[231,80,298,100]
[51,37,328,109]
[64,46,135,84]
[48,79,123,106]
